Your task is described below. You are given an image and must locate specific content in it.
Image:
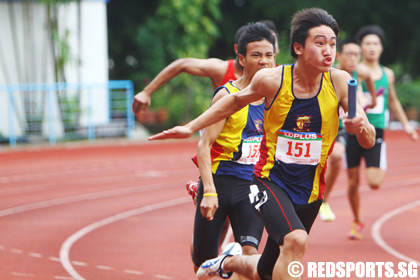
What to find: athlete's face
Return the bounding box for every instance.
[295,25,337,72]
[239,39,276,75]
[360,34,383,62]
[337,43,361,73]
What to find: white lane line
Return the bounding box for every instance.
[28,252,43,258]
[371,199,420,265]
[0,180,184,218]
[49,256,61,262]
[60,197,189,280]
[11,248,23,254]
[95,265,114,271]
[154,275,173,279]
[71,261,88,267]
[53,276,76,280]
[330,177,420,198]
[10,272,36,277]
[124,269,143,275]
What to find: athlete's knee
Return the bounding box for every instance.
[347,182,359,195]
[347,170,360,192]
[366,169,384,190]
[369,182,381,190]
[283,230,308,256]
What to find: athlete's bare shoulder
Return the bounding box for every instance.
[331,67,352,102]
[254,66,283,86]
[331,67,351,83]
[383,66,395,84]
[250,65,284,100]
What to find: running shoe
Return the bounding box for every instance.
[348,221,364,240]
[319,201,336,222]
[196,242,242,280]
[186,180,198,201]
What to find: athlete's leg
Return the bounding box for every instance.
[222,254,262,280]
[347,166,361,222]
[365,167,385,190]
[320,140,346,221]
[273,229,308,280]
[191,178,228,272]
[252,177,312,279]
[220,218,233,250]
[364,131,387,190]
[324,141,345,200]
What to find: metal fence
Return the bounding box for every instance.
[0,81,135,147]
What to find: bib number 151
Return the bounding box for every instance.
[275,131,322,165]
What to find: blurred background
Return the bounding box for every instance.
[1,0,420,146]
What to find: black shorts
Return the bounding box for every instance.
[251,176,321,280]
[191,175,264,267]
[346,128,387,169]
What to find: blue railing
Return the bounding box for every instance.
[0,80,134,147]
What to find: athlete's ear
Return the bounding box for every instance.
[238,53,245,68]
[293,42,303,56]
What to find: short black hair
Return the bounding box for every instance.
[337,37,359,52]
[237,22,276,57]
[356,25,385,45]
[290,8,339,58]
[234,25,249,44]
[259,19,278,36]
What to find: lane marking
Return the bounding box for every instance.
[11,248,23,254]
[60,197,189,280]
[10,272,36,277]
[329,177,420,198]
[124,269,143,275]
[154,275,173,279]
[49,256,61,262]
[371,199,420,265]
[71,261,88,267]
[28,252,43,258]
[95,265,114,271]
[0,244,142,278]
[0,180,185,218]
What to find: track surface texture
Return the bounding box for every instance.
[0,129,419,280]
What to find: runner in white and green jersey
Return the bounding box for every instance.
[346,25,418,240]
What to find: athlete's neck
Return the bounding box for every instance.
[362,59,380,71]
[361,59,382,80]
[293,62,323,97]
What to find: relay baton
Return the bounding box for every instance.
[348,78,357,119]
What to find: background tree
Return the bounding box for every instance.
[108,0,420,127]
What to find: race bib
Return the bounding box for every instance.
[237,136,262,165]
[275,130,322,165]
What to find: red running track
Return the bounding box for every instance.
[0,130,419,280]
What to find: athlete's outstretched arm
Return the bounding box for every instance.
[148,68,272,140]
[132,58,226,113]
[385,67,418,141]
